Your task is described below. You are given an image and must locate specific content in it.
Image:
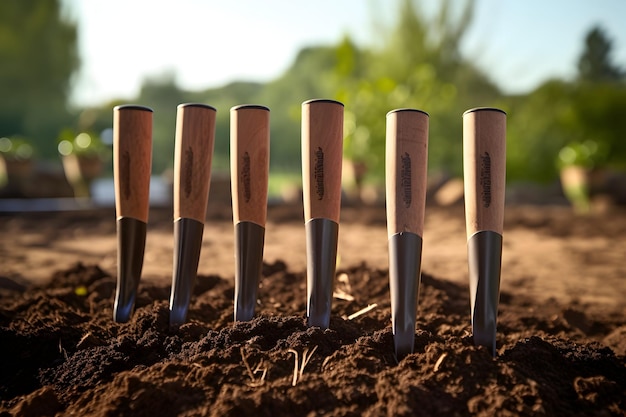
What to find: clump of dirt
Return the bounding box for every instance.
[1,261,624,416]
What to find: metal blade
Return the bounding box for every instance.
[306,217,339,329]
[114,217,147,323]
[234,221,265,321]
[468,230,502,356]
[389,232,423,360]
[169,217,204,326]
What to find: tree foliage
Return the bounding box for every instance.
[8,0,624,189]
[506,25,626,183]
[0,0,79,158]
[333,0,501,180]
[578,26,624,83]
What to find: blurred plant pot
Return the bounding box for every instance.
[341,159,369,204]
[62,153,103,198]
[560,165,591,213]
[0,156,34,195]
[1,156,33,179]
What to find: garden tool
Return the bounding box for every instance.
[386,109,429,360]
[463,107,506,356]
[231,105,270,321]
[113,105,153,323]
[302,99,344,329]
[169,103,216,326]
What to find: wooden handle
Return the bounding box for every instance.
[385,109,429,238]
[114,105,153,222]
[302,99,344,223]
[173,103,216,223]
[230,105,270,226]
[463,108,506,238]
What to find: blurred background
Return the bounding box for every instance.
[1,0,625,212]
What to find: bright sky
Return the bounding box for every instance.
[63,0,626,107]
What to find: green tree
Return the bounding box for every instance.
[333,0,500,181]
[578,26,624,83]
[504,81,575,182]
[0,0,79,158]
[506,78,626,184]
[255,46,340,172]
[190,80,265,172]
[135,73,188,175]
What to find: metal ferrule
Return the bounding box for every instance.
[169,217,205,326]
[114,217,147,323]
[467,230,503,356]
[388,232,423,360]
[305,218,339,329]
[234,221,266,322]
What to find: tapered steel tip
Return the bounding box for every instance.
[388,232,423,361]
[307,312,330,329]
[473,324,497,357]
[233,221,266,322]
[115,217,147,324]
[169,218,204,327]
[467,230,502,358]
[169,304,189,327]
[113,299,134,323]
[394,330,415,360]
[234,307,255,322]
[169,282,192,326]
[305,218,338,331]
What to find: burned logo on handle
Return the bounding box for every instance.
[242,151,251,203]
[480,152,491,208]
[122,151,131,199]
[401,152,412,208]
[314,147,324,200]
[184,147,194,198]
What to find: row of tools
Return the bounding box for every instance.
[112,100,505,359]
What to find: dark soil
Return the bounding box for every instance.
[1,258,624,417]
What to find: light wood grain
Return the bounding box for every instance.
[385,109,429,238]
[114,105,153,222]
[302,99,344,223]
[463,108,506,238]
[230,105,270,226]
[173,103,216,222]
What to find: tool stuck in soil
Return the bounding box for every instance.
[385,109,429,359]
[463,107,507,356]
[302,99,344,329]
[230,105,270,321]
[113,105,153,323]
[169,104,216,326]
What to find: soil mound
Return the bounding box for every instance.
[1,261,624,416]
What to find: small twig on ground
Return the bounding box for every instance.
[300,345,317,378]
[288,345,318,386]
[240,346,267,387]
[433,353,447,372]
[58,338,68,360]
[322,356,332,370]
[253,362,268,384]
[333,289,355,301]
[347,303,378,320]
[288,349,299,386]
[333,273,355,301]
